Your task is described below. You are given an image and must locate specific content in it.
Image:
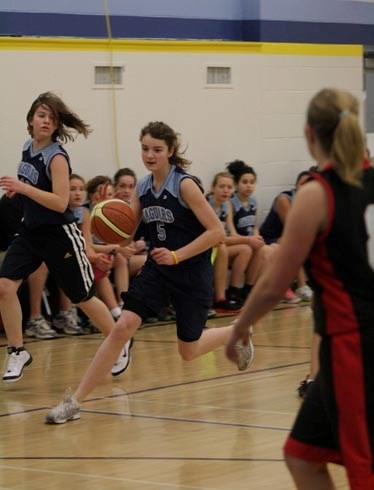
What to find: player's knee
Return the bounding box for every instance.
[0,278,18,299]
[111,315,139,342]
[179,351,195,362]
[284,453,299,473]
[284,453,325,479]
[110,322,128,342]
[178,344,197,362]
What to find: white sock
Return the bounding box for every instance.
[111,307,122,320]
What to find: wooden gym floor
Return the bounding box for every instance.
[0,304,349,489]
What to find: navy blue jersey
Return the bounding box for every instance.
[17,139,75,229]
[231,193,257,236]
[72,205,84,228]
[259,189,294,243]
[0,194,23,250]
[206,195,229,235]
[305,168,374,336]
[136,165,209,265]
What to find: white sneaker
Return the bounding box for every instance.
[25,316,58,339]
[45,389,80,424]
[53,311,83,335]
[235,326,255,371]
[3,347,33,382]
[296,285,313,302]
[111,338,134,376]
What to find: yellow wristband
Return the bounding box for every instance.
[171,251,179,265]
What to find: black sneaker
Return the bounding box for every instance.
[240,284,253,302]
[214,299,242,313]
[144,316,158,324]
[226,286,244,307]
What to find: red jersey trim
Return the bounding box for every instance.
[332,332,374,480]
[309,172,359,334]
[363,158,371,170]
[283,436,342,464]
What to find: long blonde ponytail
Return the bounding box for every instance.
[307,88,365,185]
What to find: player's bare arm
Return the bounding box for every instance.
[178,177,224,261]
[226,180,327,364]
[4,155,70,213]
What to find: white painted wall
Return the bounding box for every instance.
[0,43,363,221]
[367,133,374,159]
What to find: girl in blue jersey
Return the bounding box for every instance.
[227,160,302,304]
[226,88,374,490]
[46,121,255,423]
[207,172,251,312]
[227,160,279,302]
[0,92,120,382]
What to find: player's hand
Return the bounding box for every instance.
[135,238,147,253]
[248,235,264,250]
[150,247,175,265]
[101,244,120,254]
[95,182,112,203]
[120,244,137,259]
[94,253,113,272]
[0,176,27,196]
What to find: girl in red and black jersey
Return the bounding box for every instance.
[226,88,374,490]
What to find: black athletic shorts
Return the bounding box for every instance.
[284,331,374,490]
[0,223,95,303]
[121,257,213,342]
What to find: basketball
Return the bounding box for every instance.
[90,199,136,244]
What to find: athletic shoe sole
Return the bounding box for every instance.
[45,412,80,424]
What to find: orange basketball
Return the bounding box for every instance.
[90,199,136,244]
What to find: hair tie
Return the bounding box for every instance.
[339,110,349,120]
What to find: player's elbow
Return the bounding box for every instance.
[57,202,69,213]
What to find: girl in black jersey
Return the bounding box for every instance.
[226,88,374,490]
[0,92,123,382]
[46,121,255,424]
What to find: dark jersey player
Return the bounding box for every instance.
[0,92,122,383]
[226,88,374,490]
[46,121,255,424]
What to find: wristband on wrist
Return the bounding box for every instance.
[171,250,179,265]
